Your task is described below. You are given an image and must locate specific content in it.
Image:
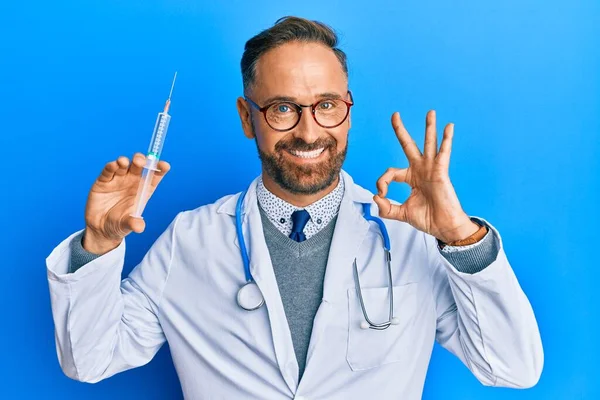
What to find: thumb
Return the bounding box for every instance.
[124,215,146,234]
[373,194,391,217]
[373,195,408,222]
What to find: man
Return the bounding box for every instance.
[46,16,543,399]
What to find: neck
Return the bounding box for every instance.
[261,170,340,208]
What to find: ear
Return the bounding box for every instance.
[346,89,353,130]
[236,97,255,139]
[348,108,352,130]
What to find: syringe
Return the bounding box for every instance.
[131,72,177,219]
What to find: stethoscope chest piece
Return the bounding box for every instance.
[237,282,265,311]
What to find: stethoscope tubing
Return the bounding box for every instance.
[235,189,398,329]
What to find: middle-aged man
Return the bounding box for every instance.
[46,16,543,399]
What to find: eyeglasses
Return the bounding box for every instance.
[245,91,354,132]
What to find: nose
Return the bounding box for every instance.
[292,107,321,144]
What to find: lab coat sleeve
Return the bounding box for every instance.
[45,213,180,383]
[427,217,543,388]
[438,217,497,275]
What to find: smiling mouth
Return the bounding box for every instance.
[287,148,326,159]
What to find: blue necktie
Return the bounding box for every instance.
[289,210,310,242]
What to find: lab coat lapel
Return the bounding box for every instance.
[303,171,372,373]
[238,180,300,393]
[322,171,371,302]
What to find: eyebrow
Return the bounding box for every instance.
[262,92,344,105]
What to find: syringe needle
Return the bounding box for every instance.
[168,71,177,100]
[163,72,178,113]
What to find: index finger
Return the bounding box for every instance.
[376,167,409,197]
[391,112,422,162]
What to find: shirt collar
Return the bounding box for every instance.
[256,173,345,227]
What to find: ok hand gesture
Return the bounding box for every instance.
[373,111,479,244]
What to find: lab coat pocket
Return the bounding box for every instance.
[346,282,419,371]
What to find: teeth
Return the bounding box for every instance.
[290,148,325,159]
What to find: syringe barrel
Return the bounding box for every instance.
[147,111,171,160]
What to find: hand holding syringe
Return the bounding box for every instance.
[81,73,176,255]
[131,72,177,219]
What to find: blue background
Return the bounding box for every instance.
[2,0,598,398]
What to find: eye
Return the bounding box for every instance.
[318,101,336,110]
[269,102,296,115]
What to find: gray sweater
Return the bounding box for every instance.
[258,204,337,379]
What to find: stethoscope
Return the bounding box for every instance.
[235,190,400,330]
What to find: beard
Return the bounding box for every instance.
[255,132,348,196]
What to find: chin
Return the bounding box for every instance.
[277,162,340,195]
[258,141,347,195]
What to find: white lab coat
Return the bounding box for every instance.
[46,170,543,399]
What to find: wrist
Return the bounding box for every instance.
[436,218,480,244]
[83,227,122,255]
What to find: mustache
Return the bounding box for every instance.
[275,137,337,153]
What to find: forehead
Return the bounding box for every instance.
[252,41,348,101]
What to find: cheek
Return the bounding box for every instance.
[255,130,279,153]
[330,129,349,151]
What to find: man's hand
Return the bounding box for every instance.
[83,153,171,254]
[373,110,479,244]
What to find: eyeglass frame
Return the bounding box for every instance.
[244,90,354,132]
